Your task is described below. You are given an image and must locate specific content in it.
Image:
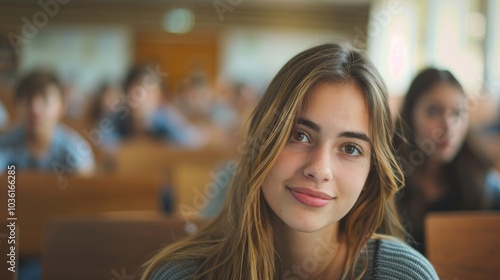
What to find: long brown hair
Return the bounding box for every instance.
[141,43,405,280]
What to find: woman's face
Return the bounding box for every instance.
[262,82,372,233]
[412,82,468,163]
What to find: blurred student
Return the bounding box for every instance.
[394,68,500,254]
[102,65,206,149]
[213,81,259,132]
[176,74,260,148]
[175,71,215,121]
[0,70,95,175]
[89,82,123,122]
[87,82,124,152]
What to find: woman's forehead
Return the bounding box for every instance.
[296,82,371,137]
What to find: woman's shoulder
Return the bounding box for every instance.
[149,260,199,280]
[371,238,439,279]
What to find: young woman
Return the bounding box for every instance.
[394,68,500,254]
[141,43,438,280]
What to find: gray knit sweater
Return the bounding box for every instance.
[149,238,438,279]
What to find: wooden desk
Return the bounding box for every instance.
[0,173,164,257]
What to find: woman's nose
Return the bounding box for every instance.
[302,146,333,183]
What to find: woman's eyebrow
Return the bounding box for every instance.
[297,117,321,132]
[297,118,371,146]
[338,131,372,146]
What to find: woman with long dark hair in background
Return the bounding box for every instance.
[394,68,500,255]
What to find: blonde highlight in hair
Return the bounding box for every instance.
[141,43,405,280]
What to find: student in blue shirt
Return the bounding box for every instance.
[0,71,95,280]
[0,70,95,177]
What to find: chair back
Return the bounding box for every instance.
[41,212,207,280]
[425,211,500,280]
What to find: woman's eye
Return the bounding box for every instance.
[342,144,362,156]
[290,130,310,143]
[451,107,466,117]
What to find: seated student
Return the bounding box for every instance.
[0,70,95,175]
[394,68,500,255]
[86,82,124,153]
[141,43,438,280]
[100,66,206,150]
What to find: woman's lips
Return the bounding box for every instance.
[286,186,334,208]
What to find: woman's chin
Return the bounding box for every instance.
[281,216,336,234]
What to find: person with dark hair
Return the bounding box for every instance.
[88,82,123,124]
[0,70,95,175]
[100,65,206,149]
[394,68,500,255]
[141,43,438,280]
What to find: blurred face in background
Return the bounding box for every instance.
[412,82,469,163]
[126,75,162,121]
[18,84,64,135]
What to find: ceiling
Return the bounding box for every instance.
[0,0,371,33]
